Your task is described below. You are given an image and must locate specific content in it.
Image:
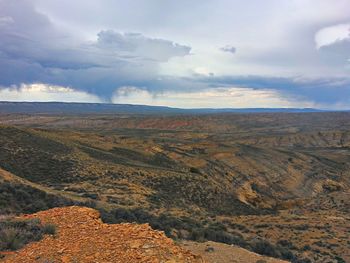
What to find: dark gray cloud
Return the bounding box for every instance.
[0,0,191,98]
[220,45,236,54]
[190,75,350,106]
[120,74,350,107]
[319,38,350,66]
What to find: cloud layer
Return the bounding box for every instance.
[112,86,314,108]
[0,84,101,103]
[0,0,191,98]
[0,0,349,108]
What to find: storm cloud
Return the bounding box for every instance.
[0,0,191,98]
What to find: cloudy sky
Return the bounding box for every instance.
[0,0,349,108]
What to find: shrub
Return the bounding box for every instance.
[189,167,201,174]
[0,227,27,250]
[254,224,270,229]
[334,256,346,263]
[293,258,312,263]
[42,224,56,235]
[0,181,77,215]
[0,217,56,251]
[190,228,205,242]
[294,224,309,231]
[277,239,291,247]
[250,239,280,257]
[302,244,311,251]
[205,246,214,252]
[250,239,295,260]
[277,239,296,249]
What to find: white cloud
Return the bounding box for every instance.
[112,86,314,108]
[96,30,191,62]
[315,23,350,48]
[0,83,102,103]
[193,67,214,76]
[0,16,14,26]
[32,0,350,78]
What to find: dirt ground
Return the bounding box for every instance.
[180,241,289,263]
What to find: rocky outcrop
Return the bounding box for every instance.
[2,206,204,263]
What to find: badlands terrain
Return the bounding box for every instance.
[0,107,349,262]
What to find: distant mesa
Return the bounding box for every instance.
[0,101,326,114]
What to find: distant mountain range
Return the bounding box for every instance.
[0,101,330,114]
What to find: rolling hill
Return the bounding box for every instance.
[0,111,349,262]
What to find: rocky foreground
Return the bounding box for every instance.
[1,206,203,263]
[1,206,290,263]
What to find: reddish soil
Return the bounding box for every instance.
[2,206,204,263]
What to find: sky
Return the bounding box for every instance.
[0,0,349,109]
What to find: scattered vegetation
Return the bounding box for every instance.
[0,217,56,251]
[0,180,77,214]
[250,239,295,260]
[0,112,349,262]
[0,127,75,184]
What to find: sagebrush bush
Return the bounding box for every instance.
[42,224,56,235]
[0,217,56,251]
[250,239,280,257]
[0,227,26,250]
[250,239,295,260]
